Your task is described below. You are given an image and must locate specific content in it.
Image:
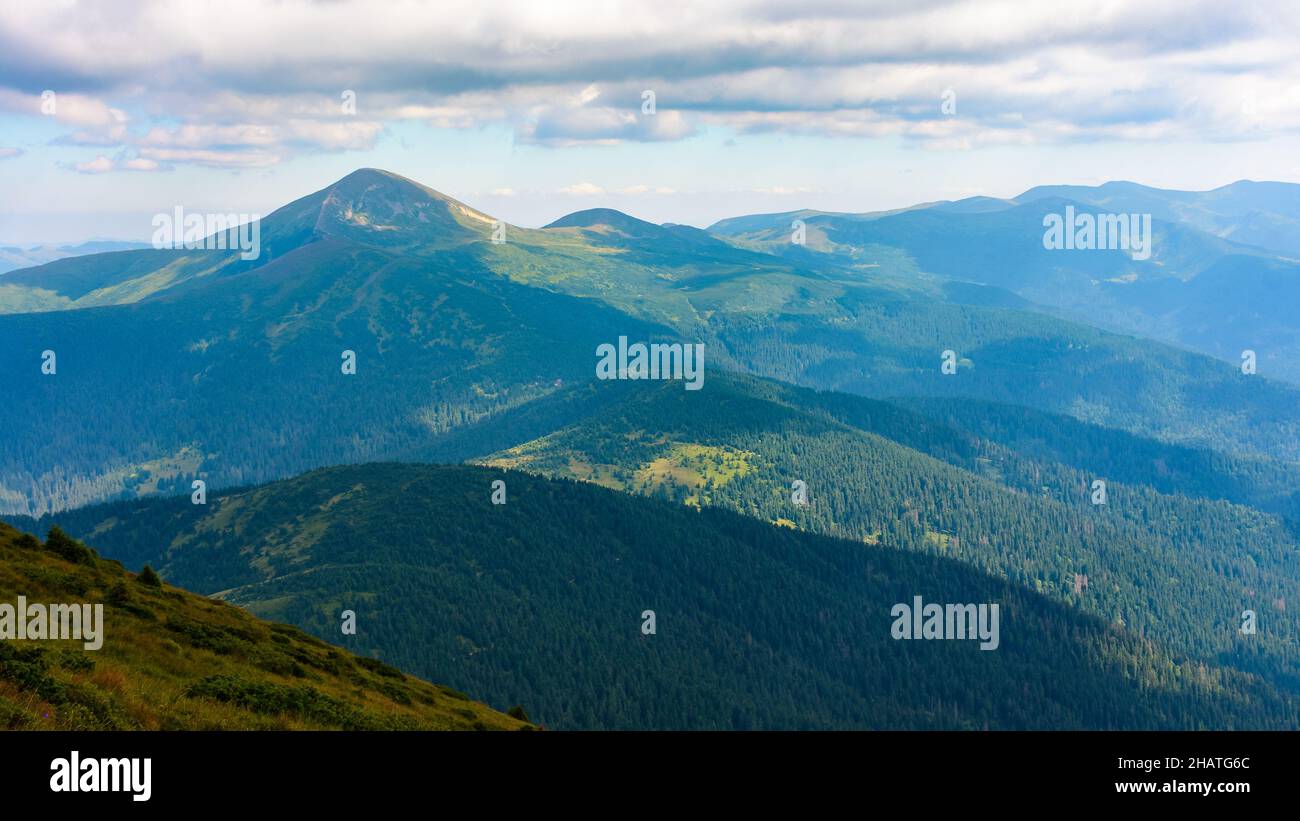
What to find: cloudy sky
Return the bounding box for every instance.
[2,0,1299,243]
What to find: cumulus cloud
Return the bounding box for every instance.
[0,88,127,127]
[1,0,1298,169]
[558,182,606,195]
[522,103,694,146]
[71,155,115,174]
[68,152,162,173]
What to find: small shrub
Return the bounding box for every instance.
[506,704,531,723]
[54,649,95,674]
[103,581,156,619]
[44,527,96,566]
[376,681,412,706]
[250,648,308,678]
[164,616,238,655]
[0,643,66,705]
[137,565,163,587]
[356,656,403,679]
[106,581,132,605]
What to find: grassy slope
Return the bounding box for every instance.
[0,521,530,731]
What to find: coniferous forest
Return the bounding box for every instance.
[7,167,1300,734]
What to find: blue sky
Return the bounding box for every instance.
[2,0,1299,243]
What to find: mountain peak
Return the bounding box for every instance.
[257,168,498,255]
[323,168,495,222]
[329,168,477,207]
[543,208,661,235]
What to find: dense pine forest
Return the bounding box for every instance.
[458,374,1300,693]
[13,464,1299,730]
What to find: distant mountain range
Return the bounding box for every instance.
[5,169,1300,730]
[0,240,151,276]
[4,169,1300,516]
[711,179,1300,382]
[713,180,1300,257]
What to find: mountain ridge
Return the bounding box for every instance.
[6,168,1300,520]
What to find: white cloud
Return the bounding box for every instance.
[558,182,606,195]
[138,147,280,168]
[72,155,114,174]
[0,89,127,127]
[2,0,1299,167]
[69,153,164,173]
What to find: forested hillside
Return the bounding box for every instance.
[14,463,1299,730]
[457,373,1300,693]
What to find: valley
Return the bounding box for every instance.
[5,168,1300,731]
